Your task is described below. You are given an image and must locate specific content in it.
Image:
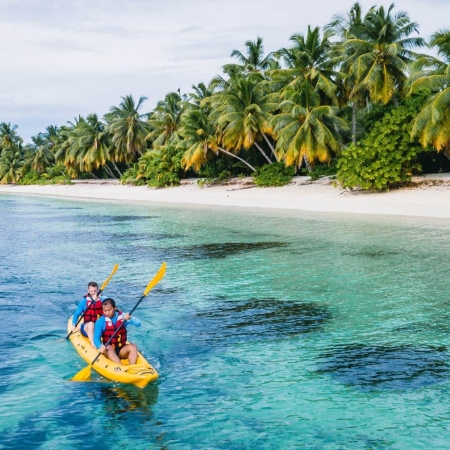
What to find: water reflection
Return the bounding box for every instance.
[97,384,159,418]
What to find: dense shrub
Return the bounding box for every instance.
[337,97,428,191]
[253,162,295,187]
[17,164,71,185]
[121,165,146,186]
[122,145,183,188]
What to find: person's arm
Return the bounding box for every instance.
[72,298,87,325]
[123,313,141,327]
[94,317,105,349]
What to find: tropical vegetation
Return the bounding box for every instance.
[2,3,450,190]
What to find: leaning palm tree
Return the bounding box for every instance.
[214,74,278,163]
[177,107,256,172]
[343,3,425,105]
[409,30,450,154]
[271,82,348,168]
[108,95,150,162]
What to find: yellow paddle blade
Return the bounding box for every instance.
[143,262,167,297]
[100,263,119,292]
[72,365,92,381]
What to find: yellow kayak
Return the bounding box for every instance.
[67,317,158,388]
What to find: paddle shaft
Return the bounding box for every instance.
[90,293,147,366]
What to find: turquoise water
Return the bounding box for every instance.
[1,194,450,449]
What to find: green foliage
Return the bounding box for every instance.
[121,165,146,186]
[131,145,183,188]
[361,103,393,131]
[148,171,180,188]
[253,162,295,187]
[337,97,427,191]
[17,164,71,185]
[0,146,26,184]
[197,159,234,178]
[302,159,338,180]
[197,170,231,187]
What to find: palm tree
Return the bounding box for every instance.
[0,145,25,184]
[67,114,116,176]
[271,82,348,168]
[108,95,150,162]
[0,123,23,151]
[185,82,214,109]
[223,36,276,74]
[214,74,278,163]
[409,30,450,154]
[53,121,79,177]
[29,133,55,174]
[342,3,425,105]
[272,26,338,104]
[326,3,366,143]
[178,107,256,172]
[147,91,184,148]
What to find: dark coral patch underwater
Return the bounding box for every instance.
[317,343,450,391]
[191,297,331,344]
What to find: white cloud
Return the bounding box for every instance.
[1,0,449,141]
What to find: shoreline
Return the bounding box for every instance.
[1,175,450,219]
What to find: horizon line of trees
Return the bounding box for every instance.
[2,2,450,190]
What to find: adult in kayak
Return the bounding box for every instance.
[72,281,103,347]
[94,298,141,365]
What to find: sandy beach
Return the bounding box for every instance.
[1,174,450,219]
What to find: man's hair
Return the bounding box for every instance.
[88,282,99,288]
[102,298,116,308]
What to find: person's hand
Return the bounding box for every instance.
[72,325,77,332]
[99,345,106,354]
[124,313,131,321]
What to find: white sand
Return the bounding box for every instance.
[1,174,450,219]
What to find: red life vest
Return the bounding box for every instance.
[83,295,103,323]
[102,310,127,349]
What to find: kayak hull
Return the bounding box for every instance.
[67,318,158,388]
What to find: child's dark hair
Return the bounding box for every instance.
[88,281,99,288]
[102,298,116,308]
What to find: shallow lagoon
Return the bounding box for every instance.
[1,194,450,449]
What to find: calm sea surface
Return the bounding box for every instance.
[1,194,450,449]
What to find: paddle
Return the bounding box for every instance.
[66,263,119,340]
[72,261,167,382]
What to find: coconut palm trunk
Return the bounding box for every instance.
[111,161,123,177]
[254,142,272,163]
[218,147,256,172]
[262,133,278,160]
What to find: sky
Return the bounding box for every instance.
[1,0,449,142]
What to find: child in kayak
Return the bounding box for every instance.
[94,297,141,365]
[72,281,103,348]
